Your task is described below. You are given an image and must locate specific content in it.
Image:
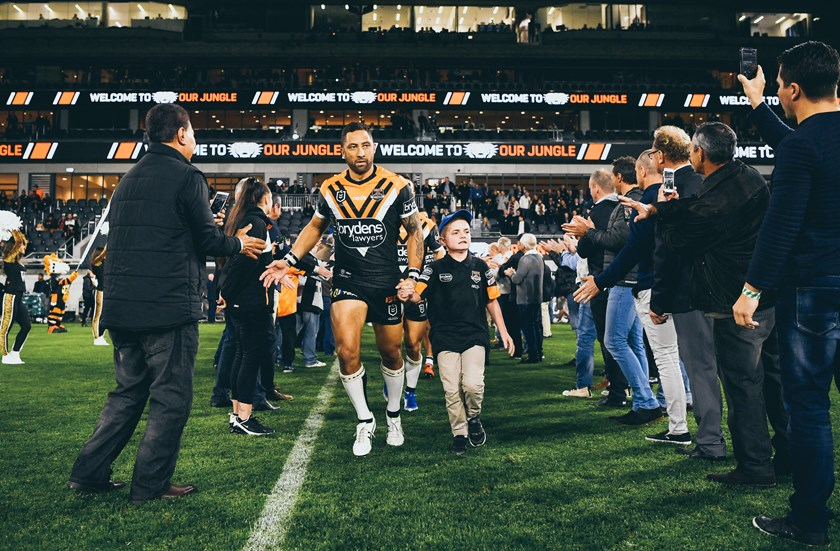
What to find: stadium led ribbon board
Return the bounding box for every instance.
[0,140,777,164]
[3,89,785,110]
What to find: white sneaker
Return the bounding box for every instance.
[93,337,110,346]
[353,419,376,456]
[386,415,404,447]
[2,351,24,364]
[304,360,327,368]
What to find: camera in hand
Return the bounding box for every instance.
[663,168,676,195]
[740,47,758,79]
[210,191,230,215]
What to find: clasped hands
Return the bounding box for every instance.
[396,278,418,303]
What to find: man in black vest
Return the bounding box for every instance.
[68,104,265,504]
[564,171,629,407]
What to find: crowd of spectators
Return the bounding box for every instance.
[0,186,95,254]
[416,177,591,236]
[0,63,726,94]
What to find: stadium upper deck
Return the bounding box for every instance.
[0,0,836,205]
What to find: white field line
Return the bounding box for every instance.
[244,361,340,551]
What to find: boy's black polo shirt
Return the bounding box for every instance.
[416,253,500,354]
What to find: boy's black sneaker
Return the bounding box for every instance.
[467,417,487,447]
[450,435,468,455]
[234,415,275,436]
[752,515,829,547]
[645,430,692,445]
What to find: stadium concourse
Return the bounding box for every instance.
[2,0,840,549]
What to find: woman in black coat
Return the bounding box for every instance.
[220,177,277,436]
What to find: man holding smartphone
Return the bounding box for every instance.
[620,122,788,487]
[734,41,840,547]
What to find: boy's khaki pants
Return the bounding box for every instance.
[437,345,486,436]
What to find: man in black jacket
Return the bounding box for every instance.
[650,126,724,461]
[564,171,629,407]
[622,122,787,486]
[68,104,265,504]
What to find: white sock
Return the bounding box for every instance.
[341,366,373,421]
[425,356,434,365]
[404,355,422,390]
[381,362,405,414]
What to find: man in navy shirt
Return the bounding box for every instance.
[576,150,689,443]
[735,41,840,547]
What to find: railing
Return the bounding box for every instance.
[277,194,319,211]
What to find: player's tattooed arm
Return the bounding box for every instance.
[402,212,424,271]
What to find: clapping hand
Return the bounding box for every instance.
[562,233,578,254]
[561,215,590,237]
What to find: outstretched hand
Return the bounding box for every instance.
[618,196,654,222]
[259,259,290,288]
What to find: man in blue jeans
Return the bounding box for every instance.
[734,41,840,546]
[567,167,660,422]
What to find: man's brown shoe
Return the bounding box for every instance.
[67,480,126,493]
[271,387,294,401]
[130,484,198,505]
[592,378,609,390]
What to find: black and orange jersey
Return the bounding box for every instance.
[315,165,418,289]
[397,212,444,274]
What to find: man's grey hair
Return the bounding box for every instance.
[497,236,511,251]
[271,193,282,209]
[589,169,616,194]
[692,122,737,165]
[519,233,537,250]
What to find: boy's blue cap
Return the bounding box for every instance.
[439,209,472,234]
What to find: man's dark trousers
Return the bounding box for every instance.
[518,303,543,362]
[591,290,628,402]
[498,293,523,357]
[713,308,788,478]
[69,323,199,501]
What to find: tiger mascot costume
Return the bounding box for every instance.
[44,254,78,333]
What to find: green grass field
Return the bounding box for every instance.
[1,321,838,550]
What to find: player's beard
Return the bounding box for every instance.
[347,157,372,176]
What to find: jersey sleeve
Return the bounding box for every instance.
[425,224,443,253]
[415,262,434,297]
[314,188,330,219]
[398,182,419,219]
[483,263,500,301]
